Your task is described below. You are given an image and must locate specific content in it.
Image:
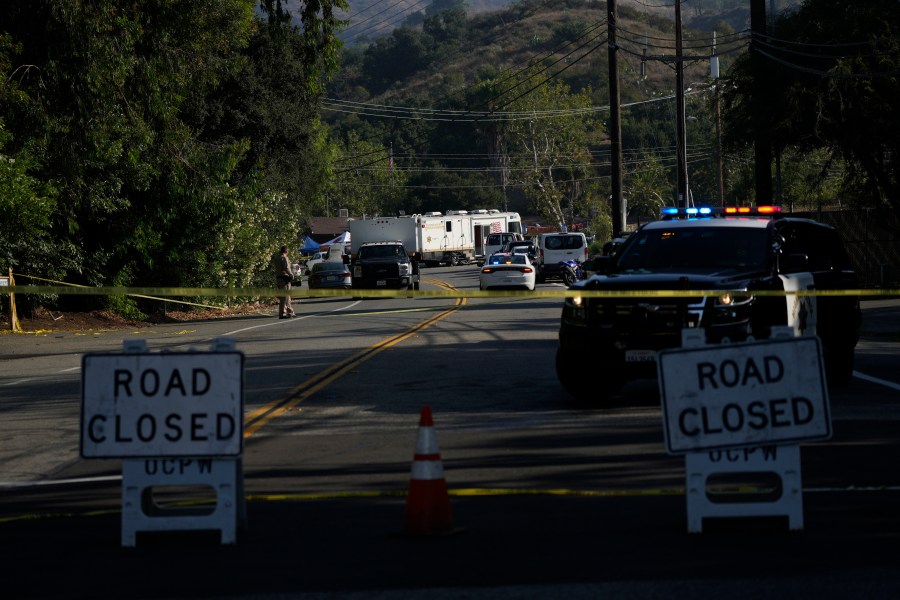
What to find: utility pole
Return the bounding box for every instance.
[675,0,689,208]
[715,84,725,206]
[712,31,725,206]
[608,0,624,237]
[751,0,773,203]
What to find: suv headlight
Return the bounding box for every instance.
[399,262,411,276]
[710,292,754,328]
[562,295,588,325]
[716,292,752,307]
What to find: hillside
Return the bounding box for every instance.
[318,0,771,221]
[319,0,813,222]
[332,0,773,42]
[321,1,812,107]
[278,1,780,47]
[328,0,738,110]
[330,0,779,45]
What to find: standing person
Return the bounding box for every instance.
[276,245,295,319]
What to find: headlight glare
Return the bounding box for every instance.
[717,292,752,307]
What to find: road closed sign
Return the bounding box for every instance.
[81,352,244,458]
[657,336,830,454]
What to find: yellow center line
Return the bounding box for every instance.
[243,287,466,437]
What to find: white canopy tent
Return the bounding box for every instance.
[321,231,350,247]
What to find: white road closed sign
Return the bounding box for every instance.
[81,352,244,458]
[657,336,830,454]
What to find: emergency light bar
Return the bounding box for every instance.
[660,206,782,219]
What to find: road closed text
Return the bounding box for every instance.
[677,396,815,437]
[81,352,244,458]
[86,411,237,444]
[113,367,213,398]
[658,337,830,454]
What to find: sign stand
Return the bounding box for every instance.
[685,445,803,533]
[121,456,244,546]
[116,338,246,547]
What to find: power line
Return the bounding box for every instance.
[753,47,900,78]
[343,0,430,44]
[463,19,608,112]
[340,0,400,33]
[485,33,608,113]
[322,98,611,121]
[322,86,713,123]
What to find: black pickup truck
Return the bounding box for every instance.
[351,241,419,290]
[557,206,862,404]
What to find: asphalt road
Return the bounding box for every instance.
[3,487,900,599]
[2,290,899,599]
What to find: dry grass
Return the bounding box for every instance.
[1,302,276,333]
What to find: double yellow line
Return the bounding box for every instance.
[243,277,465,437]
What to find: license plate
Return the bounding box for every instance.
[377,280,386,286]
[325,276,339,282]
[625,350,656,363]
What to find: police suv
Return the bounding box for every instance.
[557,206,862,403]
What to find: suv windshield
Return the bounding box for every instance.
[543,235,584,250]
[359,245,405,260]
[615,226,769,271]
[503,241,534,252]
[487,233,515,246]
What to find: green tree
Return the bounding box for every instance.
[423,6,468,50]
[329,133,408,217]
[0,34,62,289]
[0,121,60,280]
[625,152,668,222]
[722,0,900,213]
[363,29,430,94]
[1,0,259,312]
[1,0,347,313]
[483,67,604,230]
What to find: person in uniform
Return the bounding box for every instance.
[277,245,296,319]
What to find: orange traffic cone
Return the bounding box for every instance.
[403,406,461,536]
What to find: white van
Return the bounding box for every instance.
[537,232,588,282]
[482,232,523,264]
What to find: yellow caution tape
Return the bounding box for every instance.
[6,275,228,310]
[2,285,899,299]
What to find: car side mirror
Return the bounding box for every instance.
[781,253,809,273]
[587,255,611,274]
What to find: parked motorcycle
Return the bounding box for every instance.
[559,260,584,287]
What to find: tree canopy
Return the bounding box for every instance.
[1,0,346,315]
[721,0,900,213]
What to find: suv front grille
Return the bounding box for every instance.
[364,264,400,278]
[590,298,705,333]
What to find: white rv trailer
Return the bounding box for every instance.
[349,213,474,266]
[467,209,524,262]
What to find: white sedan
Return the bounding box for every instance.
[479,253,536,291]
